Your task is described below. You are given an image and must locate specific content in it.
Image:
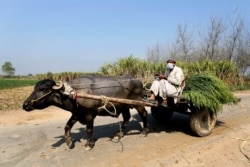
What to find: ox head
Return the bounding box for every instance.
[23,79,64,111]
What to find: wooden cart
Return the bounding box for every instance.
[76,92,217,137]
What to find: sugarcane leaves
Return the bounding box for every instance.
[184,90,222,112]
[183,73,238,112]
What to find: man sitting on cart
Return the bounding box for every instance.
[148,59,185,106]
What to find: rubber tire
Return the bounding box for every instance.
[151,106,174,122]
[190,108,217,137]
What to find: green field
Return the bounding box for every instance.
[0,79,38,90]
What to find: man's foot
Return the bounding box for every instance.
[145,93,157,103]
[146,98,157,104]
[160,100,168,107]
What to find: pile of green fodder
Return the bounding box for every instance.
[182,73,238,112]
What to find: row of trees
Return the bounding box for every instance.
[147,17,250,76]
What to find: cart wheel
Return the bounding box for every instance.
[151,106,174,122]
[190,108,217,137]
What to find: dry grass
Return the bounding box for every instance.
[0,86,33,111]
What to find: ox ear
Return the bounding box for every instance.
[52,82,65,90]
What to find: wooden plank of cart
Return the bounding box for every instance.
[76,92,217,137]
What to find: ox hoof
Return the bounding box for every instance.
[67,141,74,149]
[85,140,95,151]
[140,128,149,137]
[116,131,124,139]
[85,145,93,151]
[111,135,121,143]
[65,137,73,149]
[65,140,74,149]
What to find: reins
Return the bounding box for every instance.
[31,90,53,105]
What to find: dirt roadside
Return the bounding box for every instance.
[0,91,249,167]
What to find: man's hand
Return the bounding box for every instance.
[159,74,167,80]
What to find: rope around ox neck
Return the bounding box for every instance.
[31,90,53,105]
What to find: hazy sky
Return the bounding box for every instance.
[0,0,249,75]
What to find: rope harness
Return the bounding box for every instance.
[98,95,117,117]
[31,90,52,106]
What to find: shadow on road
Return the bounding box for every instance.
[50,112,208,149]
[51,117,143,148]
[147,112,192,135]
[51,112,227,149]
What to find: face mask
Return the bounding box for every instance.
[167,63,174,69]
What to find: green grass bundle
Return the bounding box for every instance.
[183,73,238,112]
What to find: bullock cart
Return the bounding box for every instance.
[74,73,238,137]
[23,74,237,149]
[75,92,216,137]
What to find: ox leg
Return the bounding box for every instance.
[64,114,78,148]
[85,114,95,150]
[135,106,149,137]
[116,108,131,138]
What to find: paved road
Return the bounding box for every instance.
[0,92,250,167]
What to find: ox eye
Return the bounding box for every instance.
[39,88,48,92]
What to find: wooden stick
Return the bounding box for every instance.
[76,93,158,107]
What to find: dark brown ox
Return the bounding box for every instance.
[22,75,149,150]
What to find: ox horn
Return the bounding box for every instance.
[52,82,64,90]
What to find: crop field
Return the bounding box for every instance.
[0,79,38,90]
[0,79,38,111]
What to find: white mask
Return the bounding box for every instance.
[167,63,174,69]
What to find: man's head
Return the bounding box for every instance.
[166,59,176,69]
